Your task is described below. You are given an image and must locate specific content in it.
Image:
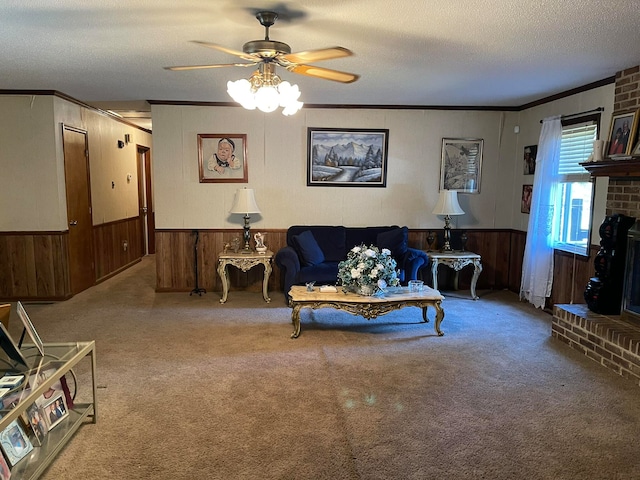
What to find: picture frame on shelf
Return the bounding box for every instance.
[16,301,44,356]
[521,185,533,214]
[606,110,638,157]
[24,403,48,446]
[42,392,68,431]
[0,418,33,467]
[632,141,640,156]
[440,138,484,193]
[0,323,29,371]
[306,128,389,187]
[197,134,248,183]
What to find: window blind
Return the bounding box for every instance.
[558,121,598,181]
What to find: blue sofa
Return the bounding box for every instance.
[275,225,429,299]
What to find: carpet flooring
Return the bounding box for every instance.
[8,256,640,480]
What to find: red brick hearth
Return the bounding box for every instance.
[552,304,640,386]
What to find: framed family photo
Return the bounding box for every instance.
[307,128,389,187]
[197,134,248,183]
[440,138,484,193]
[606,110,638,157]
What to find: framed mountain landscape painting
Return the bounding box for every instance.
[307,128,389,187]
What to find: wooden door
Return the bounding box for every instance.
[137,146,155,254]
[62,125,95,294]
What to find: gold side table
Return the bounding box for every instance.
[427,251,483,300]
[217,250,273,304]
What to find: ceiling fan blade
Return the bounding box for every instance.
[280,46,353,64]
[164,63,257,71]
[288,64,359,84]
[190,41,258,62]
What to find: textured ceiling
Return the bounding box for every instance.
[2,0,639,129]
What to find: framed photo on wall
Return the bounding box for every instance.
[197,134,248,183]
[523,145,537,175]
[606,110,638,157]
[440,138,484,193]
[307,128,389,187]
[521,184,533,214]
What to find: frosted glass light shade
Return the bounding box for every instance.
[432,190,464,216]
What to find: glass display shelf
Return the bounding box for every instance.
[0,341,96,480]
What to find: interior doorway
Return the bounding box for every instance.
[137,146,155,254]
[62,125,95,294]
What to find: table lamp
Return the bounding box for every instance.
[432,189,464,252]
[230,187,261,252]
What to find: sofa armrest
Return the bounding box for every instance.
[402,248,429,282]
[275,246,302,294]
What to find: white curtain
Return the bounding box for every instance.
[520,116,562,308]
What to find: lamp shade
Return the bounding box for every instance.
[432,190,464,216]
[230,188,261,214]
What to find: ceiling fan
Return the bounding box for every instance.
[164,10,360,84]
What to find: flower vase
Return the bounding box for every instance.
[357,284,378,296]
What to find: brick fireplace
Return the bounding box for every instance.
[551,64,640,386]
[552,163,640,386]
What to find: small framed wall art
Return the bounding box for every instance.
[521,184,533,214]
[307,128,389,187]
[197,134,248,183]
[440,138,484,193]
[523,145,537,175]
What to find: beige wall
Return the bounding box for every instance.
[0,95,64,231]
[0,94,152,232]
[53,97,152,225]
[502,84,614,242]
[152,105,512,231]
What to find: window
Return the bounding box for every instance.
[551,115,599,256]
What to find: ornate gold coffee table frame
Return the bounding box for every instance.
[287,285,445,338]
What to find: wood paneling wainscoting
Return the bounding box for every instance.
[156,228,554,302]
[0,231,71,300]
[93,217,143,282]
[1,227,594,303]
[0,217,144,301]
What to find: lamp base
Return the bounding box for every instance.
[441,215,454,252]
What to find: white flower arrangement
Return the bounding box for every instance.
[337,244,400,294]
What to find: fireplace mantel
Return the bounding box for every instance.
[581,159,640,178]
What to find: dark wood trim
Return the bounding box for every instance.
[581,158,640,178]
[148,77,615,112]
[519,76,616,110]
[0,230,67,235]
[147,100,516,112]
[0,90,152,133]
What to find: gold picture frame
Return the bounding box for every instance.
[197,134,248,183]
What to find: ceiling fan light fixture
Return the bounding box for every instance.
[227,67,304,115]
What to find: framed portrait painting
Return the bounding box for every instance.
[440,138,484,193]
[523,145,537,175]
[606,110,638,157]
[197,134,248,183]
[307,128,389,187]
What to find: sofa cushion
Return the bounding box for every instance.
[288,226,347,262]
[376,226,409,259]
[297,262,340,285]
[292,230,325,266]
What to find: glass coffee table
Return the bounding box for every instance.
[287,285,445,338]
